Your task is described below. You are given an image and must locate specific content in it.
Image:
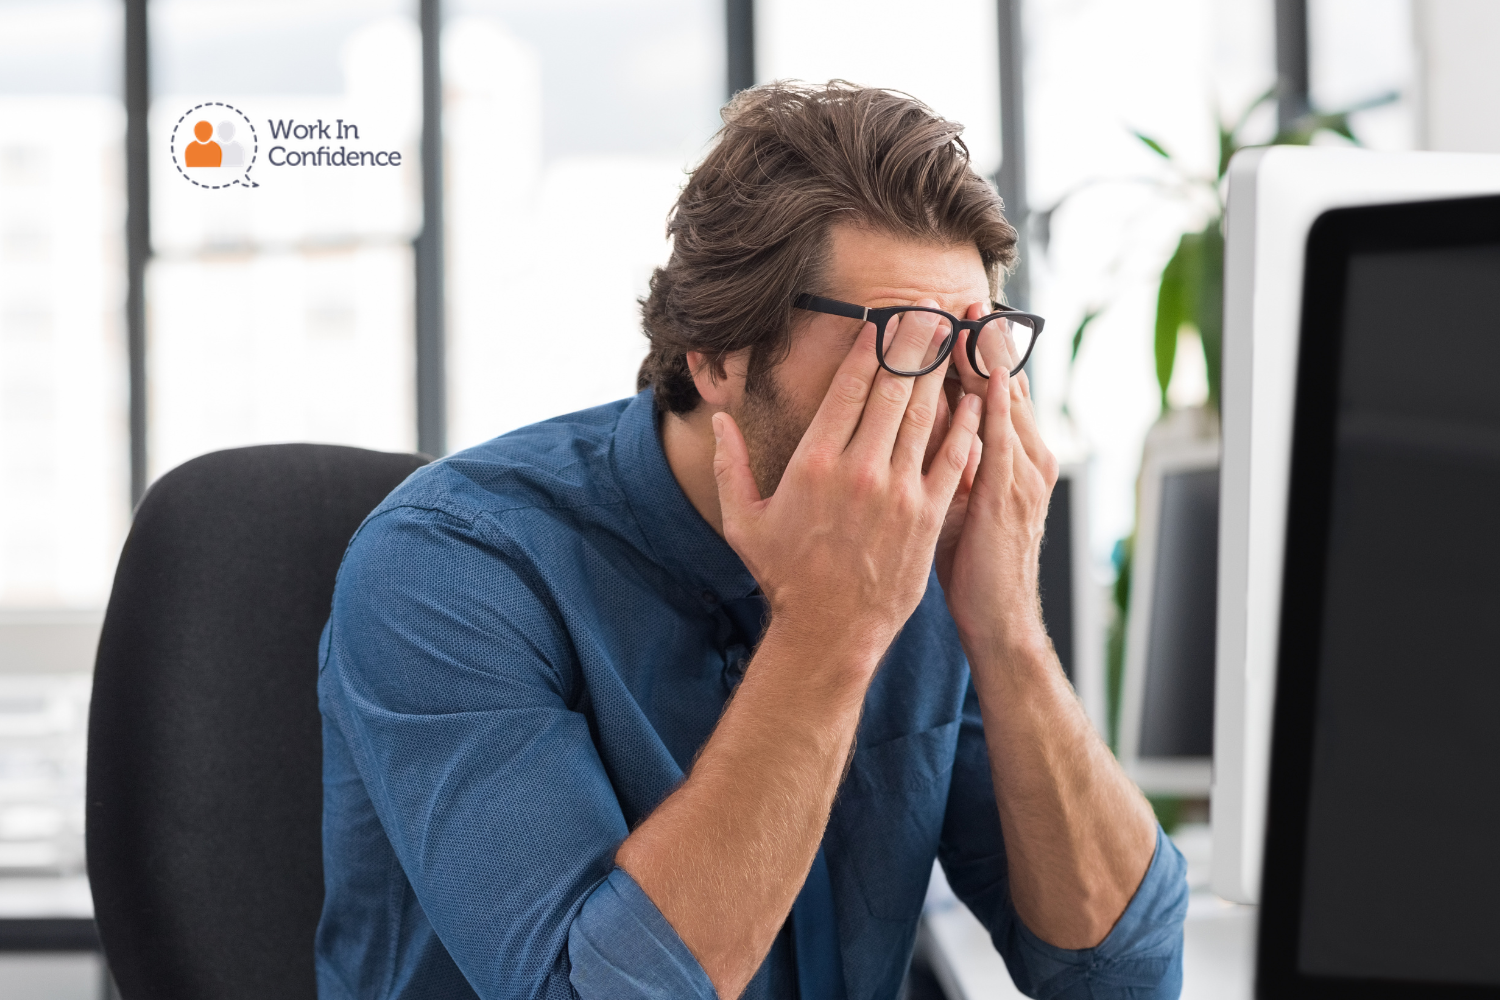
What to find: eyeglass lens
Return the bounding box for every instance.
[970,314,1038,378]
[877,309,953,375]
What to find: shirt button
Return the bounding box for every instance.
[701,590,718,606]
[723,647,748,693]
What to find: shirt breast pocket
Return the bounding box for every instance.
[832,719,961,922]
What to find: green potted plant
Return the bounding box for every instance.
[1043,89,1396,825]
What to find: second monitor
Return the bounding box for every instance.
[1119,435,1219,796]
[1039,463,1107,736]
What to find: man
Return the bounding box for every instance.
[316,82,1187,1000]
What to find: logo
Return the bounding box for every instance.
[171,102,258,188]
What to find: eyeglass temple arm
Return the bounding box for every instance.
[793,293,868,322]
[795,292,1043,335]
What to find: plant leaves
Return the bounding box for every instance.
[1133,131,1172,160]
[1194,222,1224,409]
[1071,306,1104,363]
[1107,533,1134,751]
[1154,235,1192,410]
[1218,87,1275,180]
[1227,86,1277,139]
[1032,202,1058,255]
[1140,88,1385,417]
[1218,122,1238,182]
[1341,89,1400,115]
[1272,93,1396,148]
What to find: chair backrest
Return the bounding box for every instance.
[87,444,427,1000]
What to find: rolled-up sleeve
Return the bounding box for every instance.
[569,868,718,998]
[938,678,1189,1000]
[319,504,713,1000]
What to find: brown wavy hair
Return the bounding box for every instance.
[638,80,1019,414]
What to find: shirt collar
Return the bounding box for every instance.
[612,389,760,605]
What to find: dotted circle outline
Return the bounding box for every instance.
[170,102,258,189]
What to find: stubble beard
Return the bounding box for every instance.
[733,367,814,501]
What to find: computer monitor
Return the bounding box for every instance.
[1118,437,1218,796]
[1211,146,1500,904]
[1038,463,1106,736]
[1256,192,1500,995]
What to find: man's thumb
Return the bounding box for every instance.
[711,412,761,518]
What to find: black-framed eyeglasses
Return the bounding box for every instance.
[793,293,1045,379]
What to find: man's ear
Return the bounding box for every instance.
[686,350,737,409]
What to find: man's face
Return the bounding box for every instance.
[732,221,992,497]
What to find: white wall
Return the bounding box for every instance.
[1416,0,1500,151]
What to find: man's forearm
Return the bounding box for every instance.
[614,622,874,1000]
[967,634,1158,950]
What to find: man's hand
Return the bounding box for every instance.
[928,305,1159,950]
[713,304,983,668]
[934,306,1059,656]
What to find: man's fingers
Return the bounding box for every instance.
[972,316,1034,386]
[922,382,957,474]
[894,332,954,474]
[948,305,992,399]
[882,306,949,375]
[926,392,983,502]
[1005,366,1056,483]
[971,366,1019,490]
[962,432,982,492]
[852,303,948,459]
[712,412,762,524]
[802,320,881,456]
[982,366,1013,448]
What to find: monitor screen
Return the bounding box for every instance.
[1138,465,1218,761]
[1037,466,1106,735]
[1120,439,1217,796]
[1039,473,1076,685]
[1295,243,1500,985]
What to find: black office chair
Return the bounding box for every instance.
[86,444,428,999]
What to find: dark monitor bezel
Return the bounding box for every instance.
[1257,192,1500,999]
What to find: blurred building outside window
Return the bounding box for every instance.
[0,0,124,942]
[0,0,128,611]
[147,0,424,480]
[443,0,723,451]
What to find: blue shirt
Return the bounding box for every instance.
[316,389,1188,1000]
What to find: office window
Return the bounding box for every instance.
[759,0,1001,179]
[0,0,128,610]
[147,0,422,479]
[443,0,723,450]
[1310,0,1415,151]
[0,0,121,926]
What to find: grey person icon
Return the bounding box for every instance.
[218,120,246,168]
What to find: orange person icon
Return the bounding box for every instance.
[184,121,222,167]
